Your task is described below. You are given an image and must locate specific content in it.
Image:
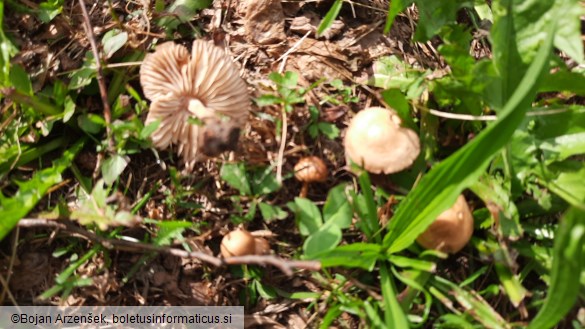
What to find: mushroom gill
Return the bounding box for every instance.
[140,40,250,170]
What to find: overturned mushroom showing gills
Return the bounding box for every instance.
[416,195,474,253]
[140,40,250,170]
[344,107,420,174]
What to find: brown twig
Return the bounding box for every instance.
[17,219,321,276]
[78,0,114,152]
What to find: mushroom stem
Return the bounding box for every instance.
[299,182,309,198]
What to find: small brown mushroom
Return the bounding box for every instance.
[253,237,271,255]
[220,229,256,258]
[294,156,328,198]
[416,195,474,253]
[344,107,420,174]
[140,40,250,170]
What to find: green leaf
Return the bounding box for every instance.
[413,0,465,41]
[291,197,322,236]
[38,0,64,23]
[220,163,252,195]
[380,263,409,328]
[140,120,161,140]
[384,0,414,34]
[317,122,340,140]
[152,220,192,246]
[9,64,32,94]
[250,167,280,195]
[102,29,128,59]
[323,184,352,229]
[528,207,585,329]
[258,202,288,222]
[318,243,381,270]
[303,220,342,258]
[317,0,343,37]
[101,154,129,186]
[430,276,508,329]
[0,140,84,241]
[157,0,211,30]
[68,52,96,90]
[383,18,556,253]
[78,113,106,134]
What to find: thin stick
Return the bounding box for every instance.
[17,219,321,276]
[275,107,288,185]
[78,0,114,152]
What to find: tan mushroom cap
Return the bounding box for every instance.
[344,107,420,174]
[220,229,256,258]
[294,156,328,183]
[140,40,250,170]
[416,195,474,253]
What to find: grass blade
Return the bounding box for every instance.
[317,0,343,37]
[380,262,409,328]
[527,206,585,329]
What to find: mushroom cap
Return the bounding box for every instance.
[344,107,420,174]
[294,156,328,183]
[416,195,474,253]
[140,40,250,170]
[253,237,271,255]
[220,229,256,257]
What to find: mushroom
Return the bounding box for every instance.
[344,107,420,174]
[140,40,250,170]
[294,156,328,198]
[253,237,271,255]
[416,195,474,253]
[221,229,256,257]
[220,229,271,257]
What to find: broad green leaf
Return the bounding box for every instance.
[152,220,192,245]
[323,184,352,229]
[38,0,64,23]
[0,140,84,241]
[220,163,252,195]
[368,55,425,92]
[157,0,211,30]
[291,197,322,236]
[102,29,128,59]
[250,167,280,195]
[0,1,18,86]
[258,202,288,222]
[78,113,106,134]
[316,122,340,140]
[528,207,585,329]
[383,19,556,253]
[303,220,342,258]
[101,154,129,186]
[413,0,466,41]
[317,0,343,37]
[538,70,585,95]
[68,52,96,89]
[317,243,381,270]
[9,64,32,94]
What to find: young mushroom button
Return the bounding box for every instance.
[140,40,250,171]
[416,195,474,254]
[220,229,256,258]
[294,156,328,198]
[344,107,420,174]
